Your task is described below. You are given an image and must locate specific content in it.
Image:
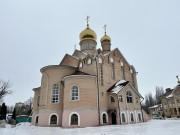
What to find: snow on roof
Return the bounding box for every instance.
[115,80,126,86]
[149,104,161,109]
[107,80,129,94]
[111,85,124,94]
[166,94,173,98]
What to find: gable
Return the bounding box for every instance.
[121,82,143,99]
[60,54,79,67]
[107,80,143,99]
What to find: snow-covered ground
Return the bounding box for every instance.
[1,119,180,135]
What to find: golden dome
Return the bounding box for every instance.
[79,25,97,41]
[100,33,111,43]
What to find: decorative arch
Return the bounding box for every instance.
[34,115,39,124]
[86,54,93,65]
[87,58,92,64]
[69,112,80,126]
[79,61,83,68]
[98,57,103,64]
[109,54,114,63]
[130,112,134,122]
[137,112,142,122]
[48,113,59,125]
[101,112,108,124]
[121,112,126,123]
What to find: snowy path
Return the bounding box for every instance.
[1,119,180,135]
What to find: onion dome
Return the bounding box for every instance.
[79,25,97,41]
[100,33,111,43]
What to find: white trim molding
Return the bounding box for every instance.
[69,112,80,127]
[48,113,59,125]
[101,112,108,124]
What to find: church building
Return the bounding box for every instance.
[32,17,144,128]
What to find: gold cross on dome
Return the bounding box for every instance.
[86,16,90,26]
[176,75,180,84]
[103,24,107,34]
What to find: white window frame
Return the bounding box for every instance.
[51,84,59,103]
[48,113,59,125]
[101,112,108,124]
[126,91,133,103]
[71,85,79,101]
[130,113,134,122]
[69,112,80,126]
[137,113,142,122]
[121,112,126,123]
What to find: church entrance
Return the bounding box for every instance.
[111,112,117,125]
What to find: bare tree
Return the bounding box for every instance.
[155,86,164,104]
[0,80,13,102]
[7,105,14,113]
[24,97,34,115]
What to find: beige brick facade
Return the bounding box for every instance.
[32,23,145,128]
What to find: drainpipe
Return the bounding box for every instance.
[95,57,101,125]
[117,95,121,124]
[140,98,144,122]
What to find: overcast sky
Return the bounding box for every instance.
[0,0,180,106]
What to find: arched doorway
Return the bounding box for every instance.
[111,112,117,125]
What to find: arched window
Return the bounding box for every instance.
[79,62,83,68]
[52,84,59,103]
[71,86,79,101]
[110,96,115,103]
[126,91,133,103]
[130,113,134,122]
[109,57,114,63]
[102,113,107,123]
[35,116,39,124]
[87,58,92,64]
[99,57,102,64]
[121,62,124,67]
[138,113,141,122]
[50,115,57,124]
[71,114,78,125]
[121,113,126,122]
